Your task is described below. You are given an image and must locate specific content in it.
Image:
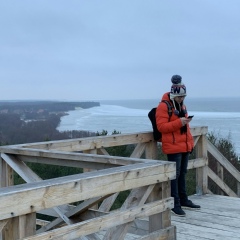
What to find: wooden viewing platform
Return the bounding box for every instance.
[0,126,240,240]
[173,194,240,240]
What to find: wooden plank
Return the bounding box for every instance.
[18,214,36,238]
[207,140,240,182]
[138,226,176,240]
[0,156,7,187]
[128,219,148,235]
[130,143,147,158]
[36,219,49,227]
[173,221,240,240]
[85,233,101,240]
[2,153,41,182]
[0,128,207,152]
[2,215,36,240]
[0,148,149,167]
[193,135,200,147]
[0,220,8,231]
[171,194,240,240]
[37,195,112,233]
[0,162,175,220]
[217,162,224,195]
[145,142,158,160]
[21,198,173,240]
[0,156,14,187]
[1,154,74,226]
[189,195,240,219]
[173,209,240,229]
[18,155,118,170]
[98,193,119,212]
[208,168,237,197]
[97,148,110,156]
[102,185,155,240]
[161,181,171,228]
[190,193,240,204]
[195,134,208,195]
[148,182,171,233]
[38,205,75,218]
[190,127,208,137]
[1,132,154,151]
[238,182,240,197]
[187,158,207,170]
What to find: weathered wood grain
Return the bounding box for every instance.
[172,194,240,240]
[21,198,173,240]
[0,162,175,221]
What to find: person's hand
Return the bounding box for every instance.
[180,117,192,126]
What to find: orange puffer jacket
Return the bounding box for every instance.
[156,92,194,154]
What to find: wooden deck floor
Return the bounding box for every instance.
[89,194,240,240]
[172,194,240,240]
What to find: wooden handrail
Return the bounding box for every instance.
[1,126,239,239]
[207,140,240,183]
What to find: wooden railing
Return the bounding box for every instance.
[0,126,239,239]
[207,140,240,197]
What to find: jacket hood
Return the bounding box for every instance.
[161,92,171,102]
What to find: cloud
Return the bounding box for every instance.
[0,0,240,100]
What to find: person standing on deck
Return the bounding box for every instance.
[156,75,200,217]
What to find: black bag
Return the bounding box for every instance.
[148,100,172,141]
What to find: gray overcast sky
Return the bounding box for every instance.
[0,0,239,101]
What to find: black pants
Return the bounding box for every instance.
[168,152,189,208]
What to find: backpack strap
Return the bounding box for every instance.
[162,100,172,120]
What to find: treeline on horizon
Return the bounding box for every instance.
[0,101,100,145]
[0,100,100,112]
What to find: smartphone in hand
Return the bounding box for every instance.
[188,115,194,119]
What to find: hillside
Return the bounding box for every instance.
[0,101,100,145]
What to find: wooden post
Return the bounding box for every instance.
[1,155,14,239]
[148,181,172,232]
[237,182,240,197]
[83,149,98,209]
[0,155,36,239]
[195,134,208,195]
[146,140,175,237]
[145,141,158,160]
[217,162,224,195]
[0,156,13,188]
[83,149,97,172]
[3,214,36,240]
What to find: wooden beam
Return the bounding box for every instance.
[21,198,173,240]
[1,132,153,151]
[1,153,41,183]
[195,135,208,195]
[138,226,176,240]
[130,143,147,158]
[207,140,240,182]
[190,127,208,137]
[0,147,151,167]
[187,158,207,170]
[37,195,112,233]
[0,128,207,152]
[0,220,8,231]
[208,168,237,197]
[145,142,158,160]
[103,185,155,240]
[0,162,175,221]
[148,181,171,233]
[1,154,75,226]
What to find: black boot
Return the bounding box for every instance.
[171,206,186,217]
[181,200,201,209]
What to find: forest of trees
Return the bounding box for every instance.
[0,101,99,145]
